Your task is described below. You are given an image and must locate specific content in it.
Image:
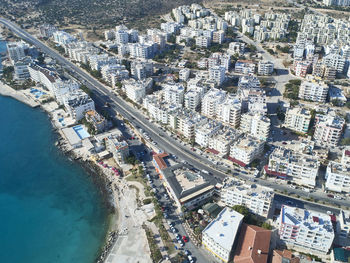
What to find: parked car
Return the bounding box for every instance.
[182,236,188,242]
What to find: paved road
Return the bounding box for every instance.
[2,18,350,211]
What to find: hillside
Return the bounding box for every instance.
[0,0,202,29]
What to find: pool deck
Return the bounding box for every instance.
[0,81,40,108]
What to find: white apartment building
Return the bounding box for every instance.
[162,83,185,106]
[213,30,225,44]
[28,64,60,93]
[14,57,31,81]
[209,66,226,86]
[184,88,203,111]
[52,79,80,105]
[208,128,242,157]
[227,42,245,55]
[221,179,274,218]
[179,68,190,81]
[278,206,335,254]
[258,61,274,75]
[123,79,146,103]
[201,88,227,118]
[266,147,320,188]
[335,210,350,247]
[7,42,27,63]
[284,107,311,134]
[53,31,76,46]
[325,161,350,193]
[195,121,222,148]
[323,53,346,73]
[202,207,244,263]
[229,136,264,166]
[62,90,95,121]
[235,60,256,74]
[298,79,329,103]
[341,149,350,166]
[130,61,153,80]
[313,113,345,147]
[196,36,211,48]
[240,112,271,141]
[217,95,241,128]
[106,135,129,165]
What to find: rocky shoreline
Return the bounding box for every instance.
[0,84,119,263]
[52,118,120,263]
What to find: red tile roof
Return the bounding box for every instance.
[233,224,271,263]
[153,152,168,170]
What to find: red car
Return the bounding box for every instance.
[182,236,188,242]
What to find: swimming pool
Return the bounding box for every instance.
[73,125,90,139]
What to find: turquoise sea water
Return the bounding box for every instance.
[0,96,109,263]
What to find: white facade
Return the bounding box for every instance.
[7,42,27,63]
[267,147,319,188]
[209,66,226,85]
[53,79,80,105]
[278,206,335,254]
[162,83,185,106]
[106,135,129,165]
[202,207,244,263]
[284,107,311,134]
[240,112,270,141]
[299,80,329,103]
[313,113,345,147]
[221,179,274,218]
[258,61,274,75]
[28,64,60,93]
[179,68,190,81]
[229,136,264,166]
[196,36,211,48]
[201,88,226,118]
[217,95,241,128]
[123,79,146,103]
[335,210,350,247]
[325,161,350,193]
[62,90,95,121]
[195,121,222,148]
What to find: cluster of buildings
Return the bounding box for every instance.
[140,75,270,166]
[225,10,290,42]
[172,4,227,47]
[293,14,350,80]
[323,0,350,7]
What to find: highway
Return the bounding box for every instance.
[1,17,350,212]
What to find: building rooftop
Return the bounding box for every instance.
[233,224,271,263]
[153,152,169,170]
[328,161,350,175]
[202,207,244,251]
[270,146,319,169]
[280,205,334,233]
[232,136,264,152]
[223,179,274,201]
[162,163,215,203]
